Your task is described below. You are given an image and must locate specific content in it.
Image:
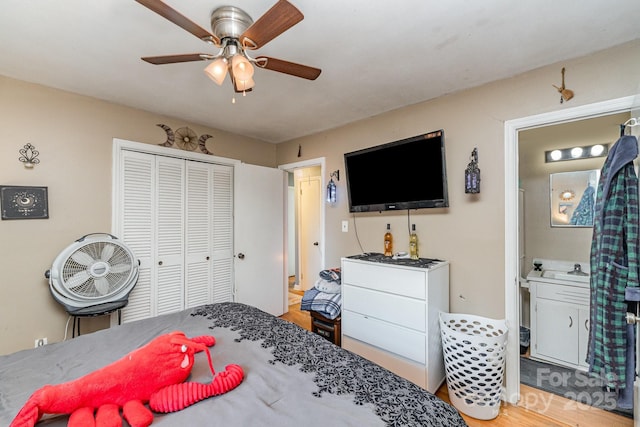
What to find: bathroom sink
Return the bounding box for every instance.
[527,259,591,286]
[541,270,590,284]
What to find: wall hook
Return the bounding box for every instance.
[552,67,574,104]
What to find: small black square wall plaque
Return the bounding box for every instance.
[0,186,49,219]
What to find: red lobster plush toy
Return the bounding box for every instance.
[10,331,244,427]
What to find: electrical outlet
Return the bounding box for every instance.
[341,220,349,232]
[34,337,48,348]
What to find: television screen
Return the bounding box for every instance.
[344,130,448,212]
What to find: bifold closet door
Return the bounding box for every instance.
[117,149,233,323]
[118,151,185,321]
[155,156,185,315]
[118,150,155,323]
[184,162,234,307]
[210,164,234,303]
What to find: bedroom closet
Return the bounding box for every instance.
[113,146,234,323]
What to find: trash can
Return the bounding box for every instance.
[519,326,530,355]
[439,313,508,420]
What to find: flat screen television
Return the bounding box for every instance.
[344,130,448,212]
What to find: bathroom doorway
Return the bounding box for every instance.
[516,112,633,421]
[504,95,640,420]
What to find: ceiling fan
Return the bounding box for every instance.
[135,0,321,95]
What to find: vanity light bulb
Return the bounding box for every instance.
[550,150,562,161]
[570,147,583,158]
[590,144,604,156]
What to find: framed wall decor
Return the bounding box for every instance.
[0,186,49,220]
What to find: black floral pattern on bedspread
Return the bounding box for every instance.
[192,303,467,427]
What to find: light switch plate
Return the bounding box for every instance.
[341,220,349,232]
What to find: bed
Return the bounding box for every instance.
[0,302,467,426]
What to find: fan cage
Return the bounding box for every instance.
[61,241,134,299]
[48,235,139,310]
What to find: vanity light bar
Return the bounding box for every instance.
[544,143,609,163]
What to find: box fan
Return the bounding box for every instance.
[45,233,139,322]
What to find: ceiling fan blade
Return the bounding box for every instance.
[240,0,303,50]
[135,0,220,46]
[142,53,211,65]
[255,56,321,80]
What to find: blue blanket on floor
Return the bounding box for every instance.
[300,288,342,320]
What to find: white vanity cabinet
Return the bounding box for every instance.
[341,257,449,393]
[529,280,590,370]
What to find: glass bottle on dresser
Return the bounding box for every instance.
[409,224,419,260]
[384,224,393,257]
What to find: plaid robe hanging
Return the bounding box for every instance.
[587,135,639,389]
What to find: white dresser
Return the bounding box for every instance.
[341,256,450,393]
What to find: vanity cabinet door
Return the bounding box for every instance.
[535,298,579,366]
[578,307,590,369]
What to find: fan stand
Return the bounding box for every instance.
[69,300,128,337]
[65,299,129,338]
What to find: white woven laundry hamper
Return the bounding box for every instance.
[439,313,508,420]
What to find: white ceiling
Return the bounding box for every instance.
[1,1,639,143]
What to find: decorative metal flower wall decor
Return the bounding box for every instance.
[19,143,40,168]
[156,124,214,155]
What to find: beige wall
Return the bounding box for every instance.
[2,40,639,355]
[276,39,640,320]
[0,76,275,355]
[519,112,632,271]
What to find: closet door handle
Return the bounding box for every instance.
[584,319,589,331]
[158,261,163,266]
[237,253,245,260]
[206,256,210,260]
[568,316,573,328]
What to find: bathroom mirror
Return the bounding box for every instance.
[550,169,599,227]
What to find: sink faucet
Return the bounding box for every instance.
[567,263,588,276]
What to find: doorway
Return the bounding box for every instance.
[504,95,640,405]
[279,158,326,308]
[516,113,635,422]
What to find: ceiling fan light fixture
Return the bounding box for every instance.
[231,54,255,81]
[236,77,255,93]
[137,0,321,98]
[204,57,229,85]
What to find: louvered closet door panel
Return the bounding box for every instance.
[119,151,155,323]
[212,164,233,303]
[185,161,212,308]
[156,156,185,315]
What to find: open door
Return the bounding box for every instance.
[234,163,286,316]
[298,176,322,290]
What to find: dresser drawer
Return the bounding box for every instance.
[342,310,426,363]
[343,285,426,332]
[342,260,426,299]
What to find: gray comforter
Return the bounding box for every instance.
[0,302,467,426]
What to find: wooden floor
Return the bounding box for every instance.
[279,300,633,427]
